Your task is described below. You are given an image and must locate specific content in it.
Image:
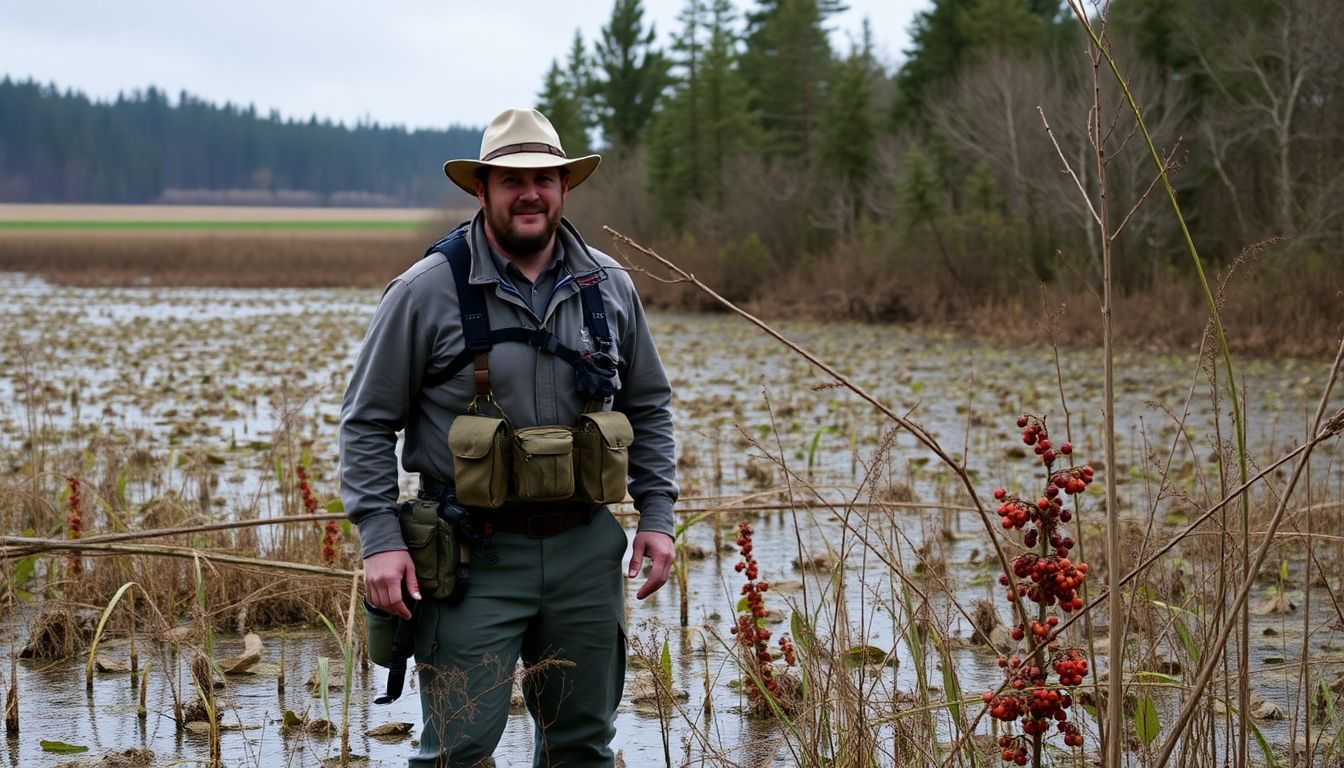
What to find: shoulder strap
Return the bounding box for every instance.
[578,281,612,350]
[419,226,618,394]
[422,227,483,392]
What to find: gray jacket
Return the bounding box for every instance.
[339,211,678,557]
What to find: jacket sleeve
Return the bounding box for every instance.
[610,273,679,537]
[339,278,426,558]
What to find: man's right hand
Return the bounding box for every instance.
[363,550,420,620]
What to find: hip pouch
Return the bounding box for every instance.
[363,598,402,669]
[448,414,511,508]
[573,411,634,504]
[512,426,575,501]
[397,498,468,602]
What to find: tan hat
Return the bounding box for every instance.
[444,108,601,195]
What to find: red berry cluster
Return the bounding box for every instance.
[1052,648,1088,687]
[728,521,793,699]
[1002,553,1088,613]
[296,465,319,515]
[297,465,340,566]
[985,415,1094,764]
[321,520,340,567]
[66,476,83,576]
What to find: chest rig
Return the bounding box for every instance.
[424,224,634,510]
[420,223,616,397]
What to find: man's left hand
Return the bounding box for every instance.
[628,530,675,600]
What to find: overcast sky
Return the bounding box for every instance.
[2,1,926,132]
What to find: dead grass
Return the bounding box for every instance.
[0,230,426,288]
[0,203,442,222]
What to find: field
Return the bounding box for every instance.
[1,232,1343,767]
[0,204,467,287]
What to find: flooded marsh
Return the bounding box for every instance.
[1,272,1342,767]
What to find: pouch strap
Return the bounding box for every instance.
[373,601,418,705]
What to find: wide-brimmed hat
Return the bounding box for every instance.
[444,108,601,195]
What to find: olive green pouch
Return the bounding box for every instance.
[448,414,510,508]
[398,499,461,601]
[363,599,398,668]
[512,426,576,501]
[574,411,634,504]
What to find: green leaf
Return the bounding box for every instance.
[300,445,313,468]
[930,632,969,766]
[790,611,815,654]
[1135,696,1160,746]
[318,657,332,723]
[273,456,285,490]
[325,498,344,515]
[283,709,303,727]
[673,510,710,539]
[1247,717,1277,768]
[10,554,37,588]
[1173,617,1200,663]
[806,425,838,471]
[736,596,750,614]
[40,740,89,754]
[115,466,128,508]
[86,581,139,686]
[660,639,673,693]
[841,645,888,667]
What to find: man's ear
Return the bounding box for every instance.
[474,176,487,207]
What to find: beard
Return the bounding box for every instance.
[485,199,562,258]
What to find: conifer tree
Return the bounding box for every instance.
[538,31,595,156]
[821,19,878,215]
[593,0,670,151]
[649,0,759,225]
[740,0,842,159]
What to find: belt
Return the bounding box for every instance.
[418,477,597,538]
[487,503,597,538]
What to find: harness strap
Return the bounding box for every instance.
[579,281,611,350]
[417,223,614,392]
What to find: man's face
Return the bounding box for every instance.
[476,166,568,258]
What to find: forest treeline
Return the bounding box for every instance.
[0,79,477,206]
[2,0,1340,350]
[541,0,1341,326]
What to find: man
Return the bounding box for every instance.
[340,108,677,767]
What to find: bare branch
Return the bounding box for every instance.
[1038,106,1101,226]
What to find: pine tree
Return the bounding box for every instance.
[537,32,594,157]
[740,0,842,159]
[593,0,670,151]
[821,19,877,214]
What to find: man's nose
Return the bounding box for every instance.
[518,182,540,200]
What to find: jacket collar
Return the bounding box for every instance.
[466,210,606,288]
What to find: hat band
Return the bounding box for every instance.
[481,142,567,162]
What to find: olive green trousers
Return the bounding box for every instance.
[409,508,628,768]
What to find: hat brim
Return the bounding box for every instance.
[444,153,601,195]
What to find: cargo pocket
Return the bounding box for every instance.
[512,426,575,501]
[573,411,633,504]
[448,415,510,508]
